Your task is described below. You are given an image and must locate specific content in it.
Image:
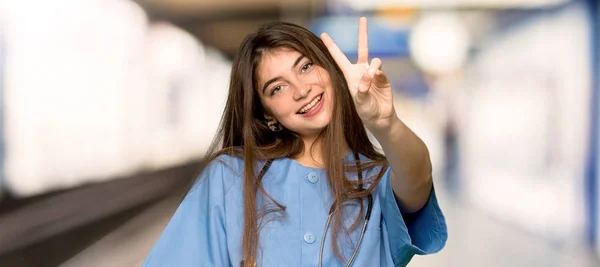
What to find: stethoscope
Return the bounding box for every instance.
[318,152,373,267]
[243,151,373,267]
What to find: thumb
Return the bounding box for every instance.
[354,73,371,105]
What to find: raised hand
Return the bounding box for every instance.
[320,17,397,131]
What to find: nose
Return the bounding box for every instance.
[293,83,311,101]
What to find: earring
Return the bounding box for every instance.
[266,119,282,132]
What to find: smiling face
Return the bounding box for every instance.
[257,47,334,139]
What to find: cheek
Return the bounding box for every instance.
[312,68,332,86]
[315,71,335,101]
[264,99,295,118]
[323,77,334,103]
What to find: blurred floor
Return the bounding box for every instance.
[59,182,600,267]
[59,195,181,267]
[410,189,600,267]
[0,202,154,267]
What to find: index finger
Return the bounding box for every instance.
[357,17,369,64]
[320,32,352,71]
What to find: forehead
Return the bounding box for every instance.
[257,48,303,81]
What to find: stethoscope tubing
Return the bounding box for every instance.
[318,193,372,267]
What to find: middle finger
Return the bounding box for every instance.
[357,17,369,64]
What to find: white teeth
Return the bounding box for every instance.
[299,95,322,114]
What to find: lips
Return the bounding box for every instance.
[297,93,323,114]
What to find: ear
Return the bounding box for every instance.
[263,113,276,121]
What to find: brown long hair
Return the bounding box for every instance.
[197,21,389,266]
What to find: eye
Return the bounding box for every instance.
[271,85,282,96]
[301,62,313,73]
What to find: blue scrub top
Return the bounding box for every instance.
[143,153,447,267]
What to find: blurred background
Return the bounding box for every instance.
[0,0,599,266]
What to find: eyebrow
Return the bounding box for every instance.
[261,54,306,95]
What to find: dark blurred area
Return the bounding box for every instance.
[0,0,599,266]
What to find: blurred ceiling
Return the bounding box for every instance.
[139,0,316,22]
[344,0,570,9]
[134,0,569,57]
[141,0,569,16]
[135,0,319,57]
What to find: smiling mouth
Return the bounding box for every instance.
[297,94,323,114]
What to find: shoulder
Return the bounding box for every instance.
[188,154,245,199]
[211,154,245,176]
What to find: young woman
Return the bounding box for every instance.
[143,17,447,267]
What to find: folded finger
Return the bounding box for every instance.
[357,73,372,94]
[354,74,371,104]
[368,58,382,77]
[374,69,389,82]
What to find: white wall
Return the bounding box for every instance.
[459,3,591,243]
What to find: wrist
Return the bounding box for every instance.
[366,116,405,138]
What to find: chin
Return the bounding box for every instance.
[288,111,333,136]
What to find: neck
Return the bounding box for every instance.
[297,135,323,168]
[296,134,351,168]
